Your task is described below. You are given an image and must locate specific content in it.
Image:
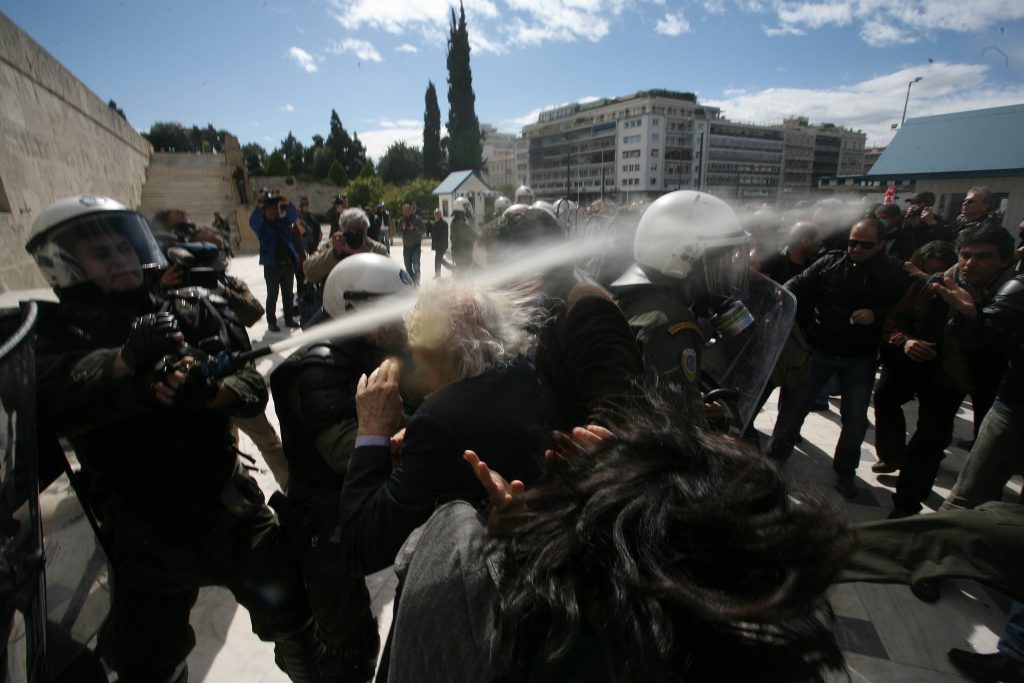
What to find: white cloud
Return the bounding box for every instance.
[656,11,691,36]
[280,104,295,112]
[357,120,423,162]
[747,0,1024,45]
[395,43,419,53]
[327,38,383,62]
[703,61,1024,146]
[702,0,727,13]
[287,46,318,72]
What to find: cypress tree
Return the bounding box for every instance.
[423,81,443,179]
[445,2,482,172]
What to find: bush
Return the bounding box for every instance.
[346,176,385,209]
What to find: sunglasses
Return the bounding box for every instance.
[848,239,877,250]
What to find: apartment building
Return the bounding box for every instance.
[480,124,517,189]
[520,91,866,203]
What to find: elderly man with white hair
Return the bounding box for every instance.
[337,279,560,577]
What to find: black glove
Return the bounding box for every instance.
[122,313,181,371]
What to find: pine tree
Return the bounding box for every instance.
[445,2,482,172]
[327,110,353,171]
[423,81,443,179]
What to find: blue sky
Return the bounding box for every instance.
[4,0,1024,160]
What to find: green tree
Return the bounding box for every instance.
[327,159,348,186]
[359,160,376,178]
[445,2,482,172]
[347,133,369,180]
[146,122,191,152]
[280,131,305,175]
[326,110,353,170]
[346,175,385,208]
[265,151,288,176]
[241,143,267,175]
[303,135,324,175]
[378,142,423,185]
[423,81,443,179]
[313,147,336,180]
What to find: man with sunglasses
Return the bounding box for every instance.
[767,217,911,498]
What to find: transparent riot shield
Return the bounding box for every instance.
[0,302,45,683]
[700,271,797,434]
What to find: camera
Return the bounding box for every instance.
[165,242,223,290]
[907,206,922,218]
[343,229,364,249]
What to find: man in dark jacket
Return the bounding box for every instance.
[430,207,449,278]
[891,191,955,261]
[767,217,911,498]
[338,283,560,577]
[881,226,1014,516]
[953,186,1004,235]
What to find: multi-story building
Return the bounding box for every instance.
[862,146,885,175]
[514,136,530,188]
[480,124,517,189]
[704,120,784,200]
[519,91,865,203]
[521,90,719,200]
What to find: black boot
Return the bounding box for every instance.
[948,648,1024,683]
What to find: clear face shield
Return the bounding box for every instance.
[30,212,167,292]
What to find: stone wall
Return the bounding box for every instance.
[0,12,152,292]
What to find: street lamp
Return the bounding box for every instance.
[901,77,923,127]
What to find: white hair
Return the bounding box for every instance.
[340,207,370,232]
[407,280,542,385]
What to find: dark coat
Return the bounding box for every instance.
[338,360,559,576]
[786,250,911,357]
[431,218,449,252]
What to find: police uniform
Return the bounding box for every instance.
[611,275,705,419]
[270,338,392,682]
[35,284,321,683]
[449,213,475,272]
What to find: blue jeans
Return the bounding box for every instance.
[1000,601,1024,664]
[768,349,878,476]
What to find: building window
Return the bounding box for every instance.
[653,118,660,126]
[651,149,659,157]
[651,133,660,142]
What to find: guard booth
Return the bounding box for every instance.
[431,171,497,223]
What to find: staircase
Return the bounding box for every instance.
[139,153,242,247]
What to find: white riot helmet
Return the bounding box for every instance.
[531,201,557,221]
[514,185,534,205]
[493,196,512,216]
[322,253,415,318]
[552,197,578,231]
[453,196,474,220]
[26,194,167,292]
[634,190,752,334]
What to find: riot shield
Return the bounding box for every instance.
[700,271,796,434]
[0,302,45,683]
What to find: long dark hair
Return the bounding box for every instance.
[488,388,853,682]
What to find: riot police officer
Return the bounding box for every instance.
[26,195,321,683]
[609,190,756,422]
[269,253,415,682]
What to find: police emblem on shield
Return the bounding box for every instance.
[681,347,698,382]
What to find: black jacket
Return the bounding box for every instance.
[338,360,559,576]
[786,250,911,357]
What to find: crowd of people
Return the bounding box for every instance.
[17,182,1024,683]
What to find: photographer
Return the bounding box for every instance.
[370,202,391,251]
[302,207,389,285]
[893,191,955,261]
[250,190,301,332]
[400,202,425,284]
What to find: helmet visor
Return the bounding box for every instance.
[31,212,167,291]
[702,238,750,300]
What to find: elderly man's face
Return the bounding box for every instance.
[433,209,442,220]
[402,204,412,218]
[72,231,143,292]
[847,220,884,264]
[962,191,991,222]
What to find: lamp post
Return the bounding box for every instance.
[901,77,923,127]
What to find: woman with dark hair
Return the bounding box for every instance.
[387,389,854,682]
